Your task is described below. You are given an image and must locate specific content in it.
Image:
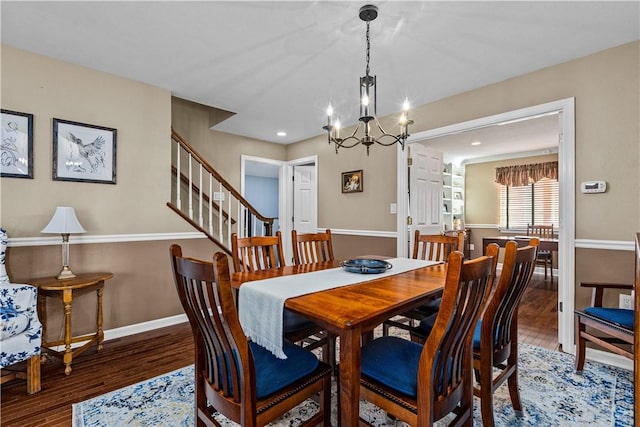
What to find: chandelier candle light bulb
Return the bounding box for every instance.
[322,4,414,155]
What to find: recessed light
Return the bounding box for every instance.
[276,131,287,137]
[471,141,481,146]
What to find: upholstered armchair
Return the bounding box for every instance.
[0,228,42,394]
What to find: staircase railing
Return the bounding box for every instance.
[168,129,276,254]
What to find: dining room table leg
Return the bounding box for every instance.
[339,327,362,426]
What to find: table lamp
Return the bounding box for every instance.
[41,207,86,280]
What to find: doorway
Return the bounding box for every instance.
[241,155,318,264]
[396,98,576,352]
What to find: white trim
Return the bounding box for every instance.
[399,97,576,351]
[8,232,206,247]
[583,347,633,372]
[48,314,188,352]
[321,228,397,238]
[464,224,500,229]
[462,147,559,166]
[575,239,635,251]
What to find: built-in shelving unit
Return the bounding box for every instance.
[442,162,464,231]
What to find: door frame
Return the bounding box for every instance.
[284,155,318,263]
[396,97,576,351]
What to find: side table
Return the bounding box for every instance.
[29,272,113,375]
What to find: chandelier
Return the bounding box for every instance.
[323,4,413,155]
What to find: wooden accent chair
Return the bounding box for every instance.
[291,229,334,265]
[291,229,336,371]
[170,246,332,426]
[359,251,497,426]
[231,232,331,365]
[383,231,463,335]
[527,224,554,280]
[574,282,634,372]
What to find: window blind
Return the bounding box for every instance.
[499,178,559,229]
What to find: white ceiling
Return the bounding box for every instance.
[2,1,639,153]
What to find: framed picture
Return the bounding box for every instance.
[342,169,363,193]
[53,118,117,184]
[1,109,34,179]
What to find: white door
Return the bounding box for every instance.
[408,144,443,253]
[293,165,317,233]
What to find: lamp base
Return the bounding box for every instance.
[57,266,77,280]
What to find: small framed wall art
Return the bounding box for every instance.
[342,169,363,193]
[53,118,117,184]
[1,109,34,179]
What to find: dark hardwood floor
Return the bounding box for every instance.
[1,274,558,427]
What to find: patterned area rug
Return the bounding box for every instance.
[72,344,633,426]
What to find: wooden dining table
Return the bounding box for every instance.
[231,259,448,426]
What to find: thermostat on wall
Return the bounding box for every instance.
[580,181,607,193]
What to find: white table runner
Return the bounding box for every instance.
[238,258,438,358]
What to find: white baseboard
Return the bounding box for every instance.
[48,314,188,352]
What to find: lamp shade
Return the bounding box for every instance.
[41,207,86,234]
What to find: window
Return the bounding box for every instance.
[499,178,559,229]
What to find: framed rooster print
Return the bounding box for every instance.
[53,118,117,184]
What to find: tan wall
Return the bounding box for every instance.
[0,45,188,236]
[2,41,638,336]
[171,97,287,190]
[288,42,640,309]
[289,42,639,242]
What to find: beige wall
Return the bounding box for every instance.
[290,42,639,241]
[0,46,188,236]
[289,42,640,308]
[2,41,638,336]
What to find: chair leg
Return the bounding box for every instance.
[26,355,41,394]
[506,351,523,415]
[479,356,496,427]
[575,315,586,373]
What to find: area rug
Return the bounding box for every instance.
[73,343,633,426]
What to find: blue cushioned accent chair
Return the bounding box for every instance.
[231,232,331,366]
[0,227,42,394]
[359,250,497,426]
[574,278,635,372]
[170,246,331,426]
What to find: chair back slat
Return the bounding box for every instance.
[413,231,462,262]
[232,231,285,272]
[527,224,554,238]
[292,229,334,265]
[418,250,496,419]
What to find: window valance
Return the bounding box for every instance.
[495,161,558,187]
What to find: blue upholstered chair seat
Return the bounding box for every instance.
[416,297,441,317]
[361,336,422,397]
[584,307,633,330]
[283,310,317,335]
[250,340,319,399]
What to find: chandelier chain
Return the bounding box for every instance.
[365,21,371,76]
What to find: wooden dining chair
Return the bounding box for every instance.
[527,224,554,280]
[472,239,538,427]
[231,232,331,366]
[359,251,497,426]
[410,241,536,426]
[170,246,332,426]
[383,231,463,335]
[290,229,337,371]
[291,229,334,265]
